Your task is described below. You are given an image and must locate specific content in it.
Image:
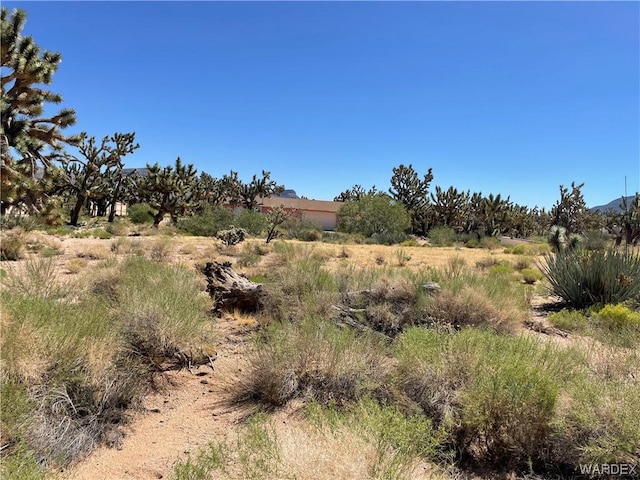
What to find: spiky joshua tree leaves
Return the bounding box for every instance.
[389,164,433,235]
[1,7,80,214]
[135,157,199,227]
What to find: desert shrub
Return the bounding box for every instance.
[424,268,530,333]
[1,255,214,472]
[236,251,261,268]
[513,256,533,271]
[178,206,235,237]
[104,220,129,236]
[235,209,268,236]
[583,230,612,251]
[506,242,553,256]
[488,262,513,276]
[65,258,88,274]
[395,248,410,266]
[465,236,500,250]
[0,214,42,232]
[395,328,575,469]
[399,238,418,247]
[0,290,137,468]
[464,238,479,248]
[593,304,640,331]
[216,227,248,247]
[149,236,173,263]
[520,267,543,284]
[285,217,323,241]
[80,228,112,240]
[262,256,338,320]
[478,236,501,250]
[0,228,25,260]
[3,256,66,299]
[127,203,154,224]
[76,245,110,260]
[539,249,640,308]
[337,194,411,240]
[241,319,391,407]
[369,230,410,245]
[114,256,214,365]
[547,308,587,331]
[428,226,455,247]
[475,257,500,270]
[321,231,366,244]
[444,255,467,279]
[550,376,640,468]
[426,286,514,332]
[296,228,323,242]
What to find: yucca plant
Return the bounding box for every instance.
[539,249,640,308]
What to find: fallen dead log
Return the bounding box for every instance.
[331,305,392,339]
[202,261,264,313]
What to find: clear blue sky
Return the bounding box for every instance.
[6,1,639,210]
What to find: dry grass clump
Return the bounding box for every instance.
[24,232,64,257]
[1,255,215,474]
[0,227,25,260]
[76,244,111,260]
[65,258,88,274]
[241,319,391,407]
[342,274,422,336]
[148,235,174,262]
[175,405,446,480]
[427,287,517,333]
[262,256,339,321]
[2,256,68,299]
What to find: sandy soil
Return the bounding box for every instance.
[62,315,254,480]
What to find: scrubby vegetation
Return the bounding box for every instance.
[0,254,214,476]
[540,247,640,308]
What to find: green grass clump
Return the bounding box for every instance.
[520,267,543,284]
[539,248,640,308]
[1,256,214,472]
[548,308,588,331]
[428,226,455,247]
[394,327,577,469]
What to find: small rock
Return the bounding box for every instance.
[422,282,441,293]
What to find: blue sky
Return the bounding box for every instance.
[6,1,639,209]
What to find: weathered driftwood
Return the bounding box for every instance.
[331,305,392,339]
[202,261,264,313]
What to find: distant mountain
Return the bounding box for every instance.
[590,195,636,213]
[122,167,149,177]
[273,189,299,199]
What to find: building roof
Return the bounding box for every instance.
[258,196,342,213]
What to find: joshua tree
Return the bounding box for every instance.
[136,157,199,227]
[224,170,285,210]
[62,132,139,226]
[1,7,80,214]
[550,182,587,235]
[389,164,433,235]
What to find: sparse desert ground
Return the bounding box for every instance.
[1,228,638,480]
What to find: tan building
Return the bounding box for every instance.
[258,197,342,231]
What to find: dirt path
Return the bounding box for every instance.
[63,315,255,480]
